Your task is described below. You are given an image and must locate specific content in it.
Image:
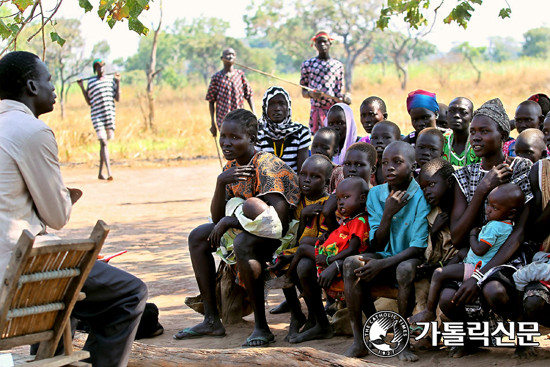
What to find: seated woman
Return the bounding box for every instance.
[256,86,311,173]
[174,109,300,347]
[442,98,534,358]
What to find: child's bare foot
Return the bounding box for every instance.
[343,341,369,358]
[398,345,419,362]
[289,323,333,344]
[408,309,437,324]
[266,275,294,289]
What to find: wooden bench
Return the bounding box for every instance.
[0,220,108,366]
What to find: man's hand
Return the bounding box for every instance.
[68,188,83,205]
[343,93,352,105]
[210,122,218,138]
[114,72,121,83]
[217,165,255,186]
[309,90,323,100]
[354,256,385,282]
[384,190,410,217]
[76,79,84,88]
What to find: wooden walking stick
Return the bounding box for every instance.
[214,137,223,169]
[231,61,349,104]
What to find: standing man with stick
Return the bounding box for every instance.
[300,31,351,134]
[206,48,255,138]
[77,59,120,181]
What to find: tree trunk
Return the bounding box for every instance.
[122,344,379,367]
[466,56,482,84]
[393,57,408,90]
[145,0,163,132]
[344,60,353,92]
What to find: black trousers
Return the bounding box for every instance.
[32,261,148,367]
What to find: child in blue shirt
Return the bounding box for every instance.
[343,141,430,361]
[409,183,525,325]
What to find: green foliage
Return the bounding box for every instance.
[488,36,520,63]
[522,27,550,59]
[378,0,511,30]
[0,0,151,55]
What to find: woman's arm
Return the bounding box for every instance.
[210,165,256,223]
[450,182,484,248]
[263,193,290,234]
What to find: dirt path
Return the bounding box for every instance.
[57,161,550,366]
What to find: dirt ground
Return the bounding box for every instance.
[54,160,550,366]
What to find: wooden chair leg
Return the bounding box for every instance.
[63,321,73,356]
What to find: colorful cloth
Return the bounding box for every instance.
[325,103,357,165]
[513,251,550,291]
[300,57,345,133]
[538,159,550,252]
[87,75,117,133]
[294,195,330,241]
[453,157,533,225]
[406,89,439,113]
[328,165,344,194]
[368,179,430,259]
[503,139,516,158]
[424,206,458,263]
[359,135,371,144]
[314,212,370,299]
[224,151,300,207]
[442,131,480,167]
[403,131,417,147]
[464,220,514,268]
[205,69,253,128]
[256,87,311,172]
[310,30,334,46]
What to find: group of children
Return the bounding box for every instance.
[211,88,550,360]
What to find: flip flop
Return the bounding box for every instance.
[409,325,424,336]
[173,327,225,340]
[241,336,275,347]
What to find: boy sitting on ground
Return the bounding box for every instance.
[409,183,525,324]
[343,141,430,361]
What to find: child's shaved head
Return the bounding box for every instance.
[384,141,416,165]
[374,120,401,140]
[417,127,445,149]
[361,96,387,114]
[515,100,543,133]
[489,183,525,217]
[420,158,454,181]
[306,154,334,180]
[515,128,547,162]
[338,176,369,195]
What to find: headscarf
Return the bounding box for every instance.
[324,103,357,165]
[311,30,334,47]
[406,89,439,114]
[258,86,301,141]
[473,98,510,134]
[529,93,550,117]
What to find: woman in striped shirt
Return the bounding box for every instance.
[256,86,311,173]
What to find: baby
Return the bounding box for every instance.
[409,183,525,324]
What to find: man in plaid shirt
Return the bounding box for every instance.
[206,48,255,137]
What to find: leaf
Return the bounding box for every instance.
[50,31,66,46]
[128,17,149,36]
[0,20,12,40]
[11,0,33,12]
[498,7,511,19]
[135,0,149,7]
[107,16,116,29]
[78,0,93,13]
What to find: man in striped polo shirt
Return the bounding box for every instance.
[77,59,120,180]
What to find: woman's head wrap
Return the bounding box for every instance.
[528,93,550,117]
[323,103,358,165]
[406,90,439,114]
[258,86,301,141]
[311,30,334,47]
[473,98,510,134]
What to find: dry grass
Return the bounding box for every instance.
[45,58,550,166]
